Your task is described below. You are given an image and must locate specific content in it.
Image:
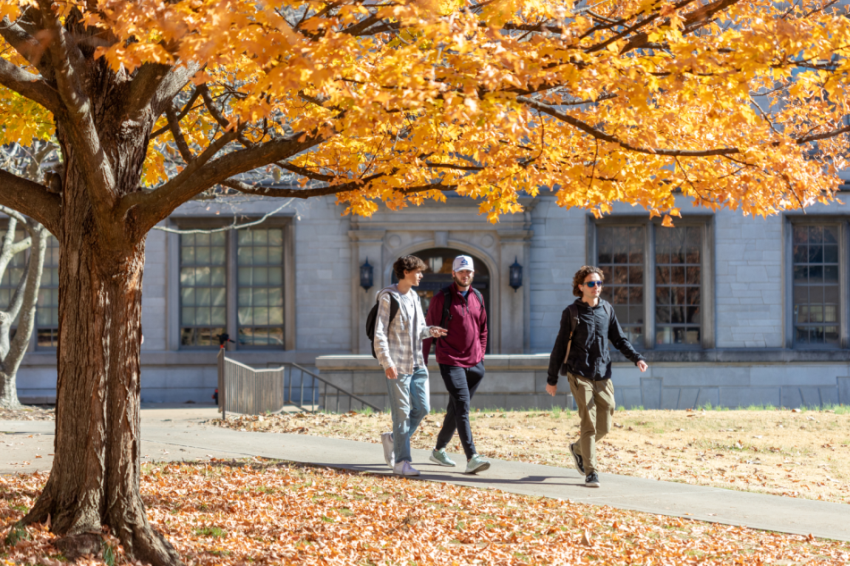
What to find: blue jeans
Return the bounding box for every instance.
[386,367,430,463]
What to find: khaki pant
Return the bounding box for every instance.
[567,372,615,475]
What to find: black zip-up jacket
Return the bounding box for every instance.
[547,298,645,385]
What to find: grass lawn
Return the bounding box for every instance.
[212,407,850,504]
[2,460,850,565]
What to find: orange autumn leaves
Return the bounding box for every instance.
[2,0,850,223]
[3,462,850,565]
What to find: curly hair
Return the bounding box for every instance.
[572,265,604,297]
[393,255,428,280]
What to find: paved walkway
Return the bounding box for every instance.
[2,406,848,542]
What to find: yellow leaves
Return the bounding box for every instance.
[0,0,848,223]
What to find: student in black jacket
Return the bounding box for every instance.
[547,265,648,487]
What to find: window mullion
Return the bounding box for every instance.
[645,221,655,350]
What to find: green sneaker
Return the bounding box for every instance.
[429,449,456,467]
[464,454,491,474]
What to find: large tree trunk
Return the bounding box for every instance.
[22,61,181,565]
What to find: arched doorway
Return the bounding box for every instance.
[391,247,491,353]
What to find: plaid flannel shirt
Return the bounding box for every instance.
[373,285,432,375]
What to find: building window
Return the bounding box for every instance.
[172,218,294,350]
[36,235,60,348]
[179,232,227,348]
[792,224,839,346]
[593,217,713,350]
[237,228,285,347]
[597,226,644,345]
[655,226,702,345]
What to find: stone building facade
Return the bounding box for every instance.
[11,186,850,409]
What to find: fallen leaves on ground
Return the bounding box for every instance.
[2,461,850,565]
[0,406,54,422]
[209,408,850,504]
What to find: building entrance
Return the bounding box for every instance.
[392,248,491,353]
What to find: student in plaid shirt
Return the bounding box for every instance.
[374,255,447,476]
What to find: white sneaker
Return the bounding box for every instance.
[393,461,420,476]
[381,432,394,467]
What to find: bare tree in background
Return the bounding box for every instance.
[0,142,55,408]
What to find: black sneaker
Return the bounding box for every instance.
[569,443,585,475]
[585,472,600,488]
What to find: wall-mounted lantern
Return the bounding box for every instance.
[360,259,374,291]
[509,257,523,292]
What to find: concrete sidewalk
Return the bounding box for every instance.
[2,410,848,542]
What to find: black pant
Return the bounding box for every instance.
[435,362,485,460]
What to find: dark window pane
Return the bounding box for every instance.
[629,286,644,304]
[824,245,838,263]
[793,226,808,244]
[793,266,807,282]
[793,245,807,263]
[687,287,701,305]
[629,265,643,284]
[809,225,823,244]
[656,306,671,324]
[809,265,823,283]
[613,266,628,284]
[656,287,670,305]
[808,246,823,263]
[823,226,838,244]
[824,266,838,283]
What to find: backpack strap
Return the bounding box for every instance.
[470,287,484,308]
[389,294,400,326]
[562,303,580,369]
[439,286,454,329]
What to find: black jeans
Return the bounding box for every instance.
[435,362,485,460]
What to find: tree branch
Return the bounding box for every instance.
[126,131,332,234]
[165,104,193,161]
[0,15,53,79]
[3,223,46,376]
[517,96,741,157]
[795,124,850,145]
[36,0,117,227]
[0,171,61,235]
[123,62,172,120]
[151,61,202,116]
[0,57,62,114]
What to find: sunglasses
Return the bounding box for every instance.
[583,281,603,288]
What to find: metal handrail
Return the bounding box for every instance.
[217,350,381,417]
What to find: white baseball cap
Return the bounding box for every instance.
[452,255,475,272]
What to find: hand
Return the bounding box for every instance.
[385,366,398,380]
[637,360,648,372]
[546,383,557,397]
[429,326,448,338]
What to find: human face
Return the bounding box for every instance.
[580,272,603,301]
[452,269,474,289]
[403,268,424,287]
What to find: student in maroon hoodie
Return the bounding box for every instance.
[423,255,491,474]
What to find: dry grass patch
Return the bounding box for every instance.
[3,461,850,565]
[210,407,850,504]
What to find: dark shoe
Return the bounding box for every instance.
[585,472,600,488]
[569,443,585,475]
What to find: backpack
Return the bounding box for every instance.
[439,285,484,333]
[559,301,613,376]
[365,292,400,359]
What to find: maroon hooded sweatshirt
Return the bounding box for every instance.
[423,283,488,367]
